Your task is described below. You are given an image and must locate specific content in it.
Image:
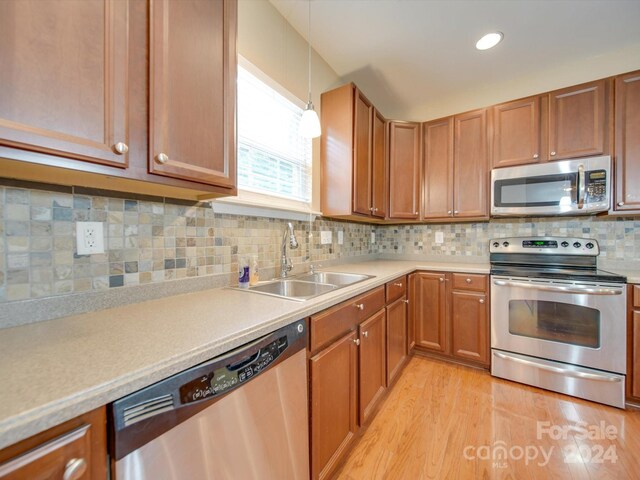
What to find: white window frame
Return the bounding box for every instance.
[213,57,320,221]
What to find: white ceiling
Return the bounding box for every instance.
[269,0,640,121]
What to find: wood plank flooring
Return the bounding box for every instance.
[334,356,640,480]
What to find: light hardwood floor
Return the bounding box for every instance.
[334,356,640,479]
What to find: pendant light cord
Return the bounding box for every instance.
[307,0,312,105]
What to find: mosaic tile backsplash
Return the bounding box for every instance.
[0,182,638,303]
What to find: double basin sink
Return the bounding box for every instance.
[238,272,375,301]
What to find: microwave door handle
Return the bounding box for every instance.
[577,164,585,209]
[492,279,623,295]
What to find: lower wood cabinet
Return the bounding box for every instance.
[628,285,640,402]
[0,407,106,480]
[359,309,387,424]
[386,295,408,385]
[409,271,490,368]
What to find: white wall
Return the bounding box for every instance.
[237,0,341,211]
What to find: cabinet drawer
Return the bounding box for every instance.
[386,276,407,304]
[634,285,640,308]
[452,273,487,292]
[310,286,385,352]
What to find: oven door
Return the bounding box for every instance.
[491,276,626,374]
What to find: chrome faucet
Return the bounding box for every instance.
[280,222,299,278]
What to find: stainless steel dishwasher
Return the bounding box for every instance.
[110,321,309,480]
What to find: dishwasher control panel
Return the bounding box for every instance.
[179,336,288,404]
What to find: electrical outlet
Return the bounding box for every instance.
[371,232,376,244]
[435,231,444,244]
[76,222,105,255]
[320,231,332,245]
[337,230,344,245]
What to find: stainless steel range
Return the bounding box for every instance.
[490,236,627,408]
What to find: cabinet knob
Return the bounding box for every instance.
[533,153,539,159]
[394,282,403,287]
[374,207,378,212]
[439,277,444,283]
[465,278,472,284]
[362,331,368,338]
[454,210,459,214]
[353,338,360,346]
[369,207,374,212]
[63,458,87,480]
[618,202,625,207]
[355,303,364,311]
[403,299,409,304]
[550,151,556,156]
[113,142,128,154]
[479,299,485,304]
[155,153,169,164]
[447,210,452,215]
[414,211,419,215]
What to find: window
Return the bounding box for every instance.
[237,64,312,207]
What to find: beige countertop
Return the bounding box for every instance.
[0,259,489,450]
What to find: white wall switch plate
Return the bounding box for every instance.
[435,231,444,244]
[76,222,105,255]
[337,230,344,245]
[320,231,332,245]
[371,232,376,244]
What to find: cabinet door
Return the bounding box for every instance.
[454,109,489,218]
[614,72,640,213]
[492,96,543,168]
[310,331,358,480]
[423,118,454,219]
[633,311,640,399]
[410,272,448,353]
[371,109,388,218]
[386,296,408,386]
[149,0,236,188]
[389,121,421,219]
[352,90,373,216]
[0,0,129,168]
[359,309,387,424]
[549,79,608,160]
[451,291,489,366]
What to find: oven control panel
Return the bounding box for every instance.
[490,237,599,255]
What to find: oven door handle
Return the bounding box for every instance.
[577,163,585,209]
[494,352,622,383]
[492,279,623,295]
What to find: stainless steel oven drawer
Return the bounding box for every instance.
[492,350,625,408]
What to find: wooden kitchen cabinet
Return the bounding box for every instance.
[409,272,448,354]
[548,79,612,161]
[386,294,408,386]
[359,309,387,424]
[321,84,387,220]
[422,110,489,221]
[628,285,640,402]
[149,0,236,188]
[0,0,129,169]
[409,271,490,368]
[0,407,106,479]
[388,121,421,220]
[491,95,546,168]
[614,71,640,213]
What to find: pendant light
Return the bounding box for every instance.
[299,0,321,138]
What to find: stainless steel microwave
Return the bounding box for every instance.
[491,156,611,217]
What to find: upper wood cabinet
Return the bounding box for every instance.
[548,79,611,161]
[614,71,640,213]
[0,0,129,168]
[388,121,421,220]
[321,84,387,220]
[149,0,236,188]
[423,110,489,220]
[491,95,546,168]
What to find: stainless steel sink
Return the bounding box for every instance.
[236,271,375,301]
[245,279,338,301]
[295,272,373,287]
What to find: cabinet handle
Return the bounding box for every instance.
[403,299,409,304]
[394,282,403,287]
[454,210,459,214]
[533,153,539,159]
[113,142,128,154]
[618,202,625,207]
[362,331,368,338]
[374,207,378,212]
[63,458,87,480]
[353,338,360,346]
[447,210,452,215]
[414,211,419,215]
[479,299,485,304]
[355,303,364,311]
[550,151,556,156]
[369,207,374,212]
[155,153,169,164]
[439,278,444,283]
[465,278,472,284]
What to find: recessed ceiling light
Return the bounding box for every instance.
[476,32,503,51]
